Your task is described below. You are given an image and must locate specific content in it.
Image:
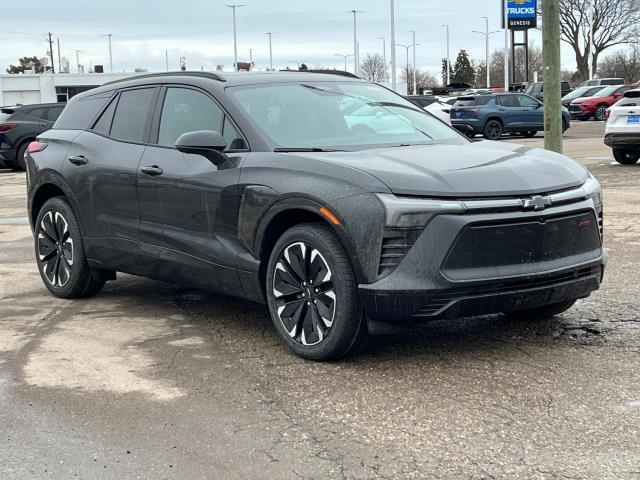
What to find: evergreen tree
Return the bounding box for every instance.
[452,49,475,85]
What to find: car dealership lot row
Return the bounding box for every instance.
[1,121,640,479]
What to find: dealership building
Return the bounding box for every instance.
[0,72,145,106]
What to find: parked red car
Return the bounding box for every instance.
[569,85,636,121]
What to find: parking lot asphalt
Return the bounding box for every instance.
[1,121,639,479]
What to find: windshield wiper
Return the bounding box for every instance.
[273,147,346,152]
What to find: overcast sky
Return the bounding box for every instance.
[1,0,587,77]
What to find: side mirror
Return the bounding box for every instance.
[175,130,227,165]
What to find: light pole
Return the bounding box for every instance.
[441,25,450,85]
[265,32,276,71]
[409,30,417,95]
[226,4,244,71]
[503,0,509,91]
[165,50,169,71]
[102,34,113,73]
[396,43,411,93]
[473,17,500,87]
[390,0,397,90]
[249,48,254,65]
[348,10,364,75]
[335,53,354,72]
[378,37,387,82]
[588,0,595,80]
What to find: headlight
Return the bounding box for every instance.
[582,174,602,205]
[375,193,465,228]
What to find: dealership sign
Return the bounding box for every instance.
[505,0,537,29]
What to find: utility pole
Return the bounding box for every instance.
[74,49,80,73]
[503,0,509,91]
[226,4,245,71]
[47,32,55,73]
[390,0,397,90]
[441,25,450,85]
[165,50,169,71]
[473,17,500,88]
[379,37,387,82]
[349,10,364,75]
[396,44,411,92]
[249,48,254,65]
[543,0,563,153]
[57,37,62,73]
[410,30,417,95]
[265,32,275,71]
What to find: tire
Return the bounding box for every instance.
[594,104,608,121]
[15,142,29,171]
[265,222,367,361]
[523,130,537,138]
[506,300,576,321]
[612,148,640,165]
[483,119,503,140]
[34,197,105,298]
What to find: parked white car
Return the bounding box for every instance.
[605,89,640,165]
[424,100,452,126]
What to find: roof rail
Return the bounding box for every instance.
[102,71,226,86]
[278,69,361,79]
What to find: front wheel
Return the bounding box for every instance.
[613,148,640,165]
[594,104,608,121]
[35,197,105,298]
[523,130,537,138]
[265,223,366,361]
[483,120,503,140]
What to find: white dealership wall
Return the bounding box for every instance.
[0,73,144,106]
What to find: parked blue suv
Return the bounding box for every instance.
[450,93,571,140]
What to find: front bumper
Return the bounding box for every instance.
[604,133,640,149]
[359,198,605,325]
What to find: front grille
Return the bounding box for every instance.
[569,104,582,112]
[414,265,602,317]
[443,211,601,271]
[378,228,421,277]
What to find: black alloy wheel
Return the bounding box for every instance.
[483,120,503,140]
[266,223,366,360]
[35,197,105,298]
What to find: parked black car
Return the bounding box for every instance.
[26,72,605,360]
[523,82,572,102]
[0,103,65,170]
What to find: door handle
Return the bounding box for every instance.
[140,165,164,177]
[68,155,88,166]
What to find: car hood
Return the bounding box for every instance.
[304,141,588,197]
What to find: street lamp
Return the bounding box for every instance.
[101,34,113,73]
[226,4,245,71]
[441,24,450,86]
[335,53,354,72]
[409,30,417,95]
[264,32,276,71]
[378,37,387,82]
[390,0,397,90]
[348,10,364,75]
[473,17,500,87]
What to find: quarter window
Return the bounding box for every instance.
[110,88,156,143]
[222,117,246,150]
[158,88,224,147]
[91,97,118,135]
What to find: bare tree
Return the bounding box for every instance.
[401,66,439,94]
[360,53,387,83]
[513,42,544,83]
[560,0,640,81]
[598,45,640,83]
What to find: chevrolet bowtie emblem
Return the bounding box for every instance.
[522,195,552,211]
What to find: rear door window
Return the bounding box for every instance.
[498,95,519,107]
[157,87,224,147]
[47,106,64,121]
[110,88,156,143]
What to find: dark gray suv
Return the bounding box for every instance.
[26,72,605,360]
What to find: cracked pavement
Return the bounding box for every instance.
[1,121,639,479]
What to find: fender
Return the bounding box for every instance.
[28,169,86,233]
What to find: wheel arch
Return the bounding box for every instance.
[29,173,82,232]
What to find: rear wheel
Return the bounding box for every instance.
[612,148,640,165]
[594,104,608,121]
[483,119,503,140]
[15,142,29,171]
[506,300,576,321]
[523,130,537,138]
[35,197,105,298]
[265,223,367,361]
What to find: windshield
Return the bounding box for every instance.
[594,86,618,97]
[563,86,601,100]
[230,81,463,150]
